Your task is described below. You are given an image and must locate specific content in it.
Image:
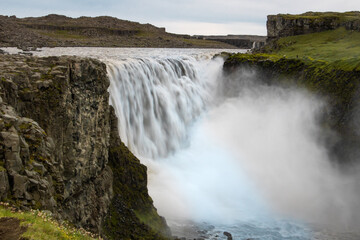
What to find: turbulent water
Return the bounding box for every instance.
[5,47,360,239]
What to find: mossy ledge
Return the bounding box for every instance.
[224,53,360,164]
[0,54,170,239]
[103,108,170,240]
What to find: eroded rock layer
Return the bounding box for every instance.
[267,12,360,40]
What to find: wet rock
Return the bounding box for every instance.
[223,231,233,240]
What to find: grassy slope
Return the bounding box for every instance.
[278,11,360,21]
[266,27,360,70]
[0,204,100,240]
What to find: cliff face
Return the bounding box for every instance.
[267,12,360,40]
[0,53,169,238]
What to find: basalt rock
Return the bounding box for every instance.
[267,12,360,40]
[0,54,170,239]
[223,231,233,240]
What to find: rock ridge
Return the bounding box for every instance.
[267,11,360,40]
[0,14,235,49]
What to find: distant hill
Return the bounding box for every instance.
[0,14,236,49]
[194,35,266,49]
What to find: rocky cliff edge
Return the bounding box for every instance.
[0,53,170,239]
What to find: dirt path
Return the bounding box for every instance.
[0,217,27,240]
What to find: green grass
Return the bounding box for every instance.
[0,204,101,240]
[269,27,360,70]
[278,11,360,21]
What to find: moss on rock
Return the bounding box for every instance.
[102,108,171,240]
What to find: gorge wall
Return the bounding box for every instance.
[0,53,170,239]
[267,11,360,40]
[224,54,360,165]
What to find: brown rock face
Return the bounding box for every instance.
[0,54,170,239]
[266,12,360,40]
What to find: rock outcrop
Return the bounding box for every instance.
[0,54,169,239]
[267,11,360,40]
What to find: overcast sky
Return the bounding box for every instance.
[1,0,360,35]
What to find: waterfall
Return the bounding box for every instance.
[106,56,222,158]
[105,52,359,239]
[105,54,312,239]
[252,41,256,49]
[25,47,360,239]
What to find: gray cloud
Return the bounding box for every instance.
[1,0,360,35]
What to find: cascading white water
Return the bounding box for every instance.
[105,52,313,239]
[104,52,360,239]
[18,47,360,239]
[106,56,222,158]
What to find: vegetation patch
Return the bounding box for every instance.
[263,27,360,71]
[0,202,101,240]
[278,11,360,22]
[103,141,168,240]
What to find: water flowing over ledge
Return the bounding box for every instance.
[10,47,359,239]
[104,50,312,239]
[106,57,215,158]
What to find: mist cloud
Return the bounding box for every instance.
[148,67,360,234]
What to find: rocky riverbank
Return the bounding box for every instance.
[0,52,170,239]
